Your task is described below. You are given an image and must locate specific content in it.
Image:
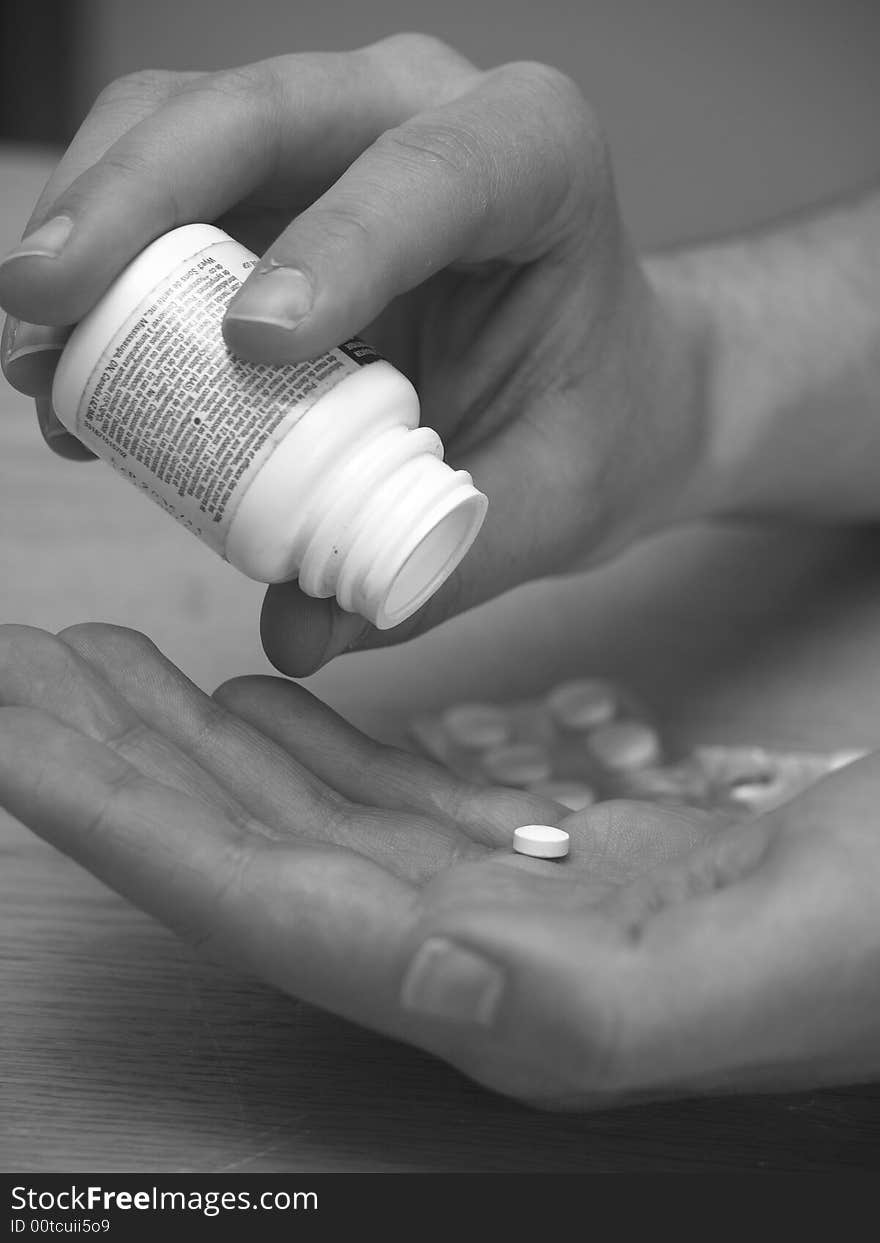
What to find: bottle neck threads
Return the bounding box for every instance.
[225,375,487,629]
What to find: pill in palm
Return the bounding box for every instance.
[442,702,511,749]
[546,678,617,729]
[482,742,552,786]
[587,720,661,771]
[513,824,570,859]
[527,779,596,811]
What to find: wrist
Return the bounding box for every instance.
[645,190,880,527]
[623,248,721,535]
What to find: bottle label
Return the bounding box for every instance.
[337,339,381,367]
[73,240,373,553]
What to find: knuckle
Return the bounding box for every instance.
[60,621,157,661]
[491,60,611,243]
[181,61,284,173]
[92,68,181,112]
[371,31,459,67]
[0,624,65,673]
[363,33,479,107]
[376,119,490,201]
[201,61,274,102]
[506,61,584,109]
[499,60,604,155]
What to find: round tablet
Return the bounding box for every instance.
[726,775,785,809]
[442,702,511,749]
[513,824,570,859]
[527,779,596,811]
[587,720,661,772]
[481,742,552,786]
[546,678,617,730]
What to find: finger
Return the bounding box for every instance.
[0,69,185,330]
[258,414,583,672]
[1,316,68,396]
[1,71,183,453]
[0,705,421,1033]
[1,317,84,457]
[407,761,880,1105]
[35,396,97,460]
[391,828,771,1104]
[61,622,482,879]
[260,580,490,678]
[223,61,594,363]
[0,624,270,827]
[214,674,563,847]
[0,43,472,327]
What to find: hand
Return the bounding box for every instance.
[4,623,878,1108]
[0,35,707,673]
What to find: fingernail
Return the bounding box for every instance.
[1,314,18,364]
[35,395,66,438]
[226,266,313,331]
[2,317,67,396]
[1,216,74,267]
[400,936,505,1027]
[35,396,95,460]
[5,342,64,366]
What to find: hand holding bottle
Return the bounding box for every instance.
[0,35,707,671]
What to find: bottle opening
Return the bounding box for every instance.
[376,493,486,629]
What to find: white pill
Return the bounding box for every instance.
[513,824,570,859]
[726,776,785,809]
[482,742,552,786]
[546,678,617,730]
[587,720,661,772]
[527,779,596,811]
[442,702,511,749]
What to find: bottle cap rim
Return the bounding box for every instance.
[373,485,487,629]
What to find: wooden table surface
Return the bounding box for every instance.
[3,145,880,1172]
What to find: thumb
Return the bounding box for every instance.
[259,427,549,677]
[259,412,601,676]
[260,571,471,678]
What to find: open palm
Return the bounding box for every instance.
[0,621,727,1106]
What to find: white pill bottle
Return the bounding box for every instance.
[52,224,487,629]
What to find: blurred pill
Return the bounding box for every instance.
[587,720,661,772]
[513,824,570,859]
[546,678,617,730]
[482,742,552,786]
[726,774,786,810]
[442,702,511,749]
[623,763,706,804]
[527,779,596,811]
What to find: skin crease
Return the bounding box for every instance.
[1,36,880,1107]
